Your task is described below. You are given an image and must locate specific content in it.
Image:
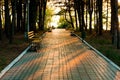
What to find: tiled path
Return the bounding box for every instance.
[1,29,120,80]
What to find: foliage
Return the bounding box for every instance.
[58,20,71,28]
[58,16,71,28]
[58,21,70,28]
[44,7,53,29]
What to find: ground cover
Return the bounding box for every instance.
[0,33,28,71]
[75,31,120,67]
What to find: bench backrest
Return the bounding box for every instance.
[27,31,34,39]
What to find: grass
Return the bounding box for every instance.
[84,31,120,67]
[74,30,120,66]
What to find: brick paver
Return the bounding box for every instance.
[1,29,120,80]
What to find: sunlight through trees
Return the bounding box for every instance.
[0,0,119,48]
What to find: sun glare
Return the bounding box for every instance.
[50,15,60,28]
[118,0,120,4]
[47,1,61,28]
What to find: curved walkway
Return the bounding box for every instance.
[1,29,120,80]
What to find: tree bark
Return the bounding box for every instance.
[74,1,78,30]
[68,0,74,29]
[29,0,37,31]
[17,0,22,32]
[98,0,103,35]
[76,0,82,31]
[42,0,47,30]
[0,8,2,40]
[110,0,120,49]
[5,0,12,43]
[88,0,93,33]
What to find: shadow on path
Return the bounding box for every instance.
[1,29,120,80]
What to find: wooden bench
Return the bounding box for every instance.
[27,31,42,51]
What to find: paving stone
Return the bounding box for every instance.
[0,29,120,80]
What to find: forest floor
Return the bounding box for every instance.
[0,33,28,71]
[0,31,45,72]
[75,31,120,67]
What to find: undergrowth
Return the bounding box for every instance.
[76,30,120,67]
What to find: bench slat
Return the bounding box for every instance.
[27,31,42,45]
[27,31,43,51]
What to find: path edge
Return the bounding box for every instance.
[0,46,31,78]
[73,33,120,71]
[0,32,46,78]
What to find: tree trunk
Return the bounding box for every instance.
[98,0,103,35]
[17,0,22,32]
[42,0,47,30]
[106,0,109,31]
[88,0,93,33]
[5,0,12,43]
[23,3,26,32]
[76,0,82,31]
[85,1,88,31]
[11,0,16,36]
[115,0,120,49]
[39,0,44,30]
[38,1,42,30]
[29,0,37,31]
[110,0,120,49]
[74,1,78,30]
[68,0,74,29]
[95,0,99,34]
[111,0,118,46]
[89,12,92,33]
[0,8,2,40]
[81,1,86,39]
[4,0,9,38]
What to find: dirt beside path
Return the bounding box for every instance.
[0,33,28,71]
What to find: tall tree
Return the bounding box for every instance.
[98,0,103,35]
[85,0,88,31]
[23,1,26,32]
[16,0,22,32]
[81,0,86,39]
[0,0,2,41]
[106,0,109,30]
[95,0,99,34]
[11,0,16,36]
[42,0,47,30]
[68,0,74,28]
[111,0,118,46]
[0,6,2,40]
[38,0,42,30]
[29,0,38,31]
[4,0,12,43]
[111,0,120,49]
[73,0,78,30]
[38,0,47,30]
[88,0,93,33]
[76,0,82,31]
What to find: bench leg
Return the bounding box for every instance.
[28,43,37,51]
[35,43,41,50]
[30,42,41,52]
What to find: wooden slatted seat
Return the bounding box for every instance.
[27,31,42,51]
